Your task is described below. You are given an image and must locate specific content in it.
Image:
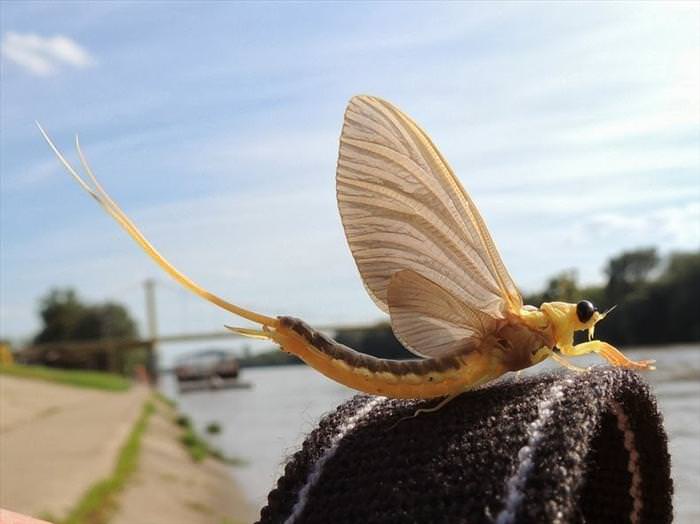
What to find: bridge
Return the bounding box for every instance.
[22,278,378,378]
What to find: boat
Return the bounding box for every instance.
[174,350,252,392]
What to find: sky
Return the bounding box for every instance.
[1,1,699,357]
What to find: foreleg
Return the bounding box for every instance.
[551,352,588,372]
[561,341,655,370]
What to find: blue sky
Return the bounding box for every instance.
[1,1,699,350]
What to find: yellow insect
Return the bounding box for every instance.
[39,95,654,402]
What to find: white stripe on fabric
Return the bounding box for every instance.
[609,400,643,524]
[495,378,574,524]
[284,396,385,524]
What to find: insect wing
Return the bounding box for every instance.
[337,95,523,327]
[387,269,498,358]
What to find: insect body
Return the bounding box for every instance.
[40,95,654,400]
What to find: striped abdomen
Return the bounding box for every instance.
[276,316,503,399]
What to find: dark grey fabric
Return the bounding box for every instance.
[258,368,672,524]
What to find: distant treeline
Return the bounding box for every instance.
[237,324,407,367]
[18,289,147,373]
[33,289,138,344]
[239,350,302,368]
[524,248,699,347]
[242,247,699,365]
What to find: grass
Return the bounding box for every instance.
[184,500,214,515]
[175,414,190,427]
[175,414,246,466]
[62,401,154,524]
[153,390,177,408]
[180,424,212,462]
[205,421,222,434]
[0,364,131,392]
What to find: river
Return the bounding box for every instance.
[159,344,700,522]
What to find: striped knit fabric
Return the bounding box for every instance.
[258,367,672,524]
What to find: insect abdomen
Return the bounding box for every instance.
[277,316,495,398]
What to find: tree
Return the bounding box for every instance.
[657,252,700,343]
[524,270,586,308]
[335,322,411,360]
[34,289,138,344]
[34,289,87,344]
[605,248,659,303]
[542,270,580,303]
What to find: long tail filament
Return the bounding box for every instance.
[37,123,278,329]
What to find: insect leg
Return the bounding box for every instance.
[413,392,461,416]
[562,341,655,371]
[551,352,588,372]
[389,393,462,430]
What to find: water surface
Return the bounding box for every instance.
[160,344,700,522]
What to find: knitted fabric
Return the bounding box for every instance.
[258,367,672,524]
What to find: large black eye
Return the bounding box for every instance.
[576,300,596,323]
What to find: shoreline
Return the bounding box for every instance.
[112,396,254,524]
[0,374,253,523]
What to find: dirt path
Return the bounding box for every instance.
[0,376,148,520]
[111,400,254,524]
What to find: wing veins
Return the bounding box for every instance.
[339,176,501,287]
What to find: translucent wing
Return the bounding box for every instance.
[387,270,498,358]
[337,95,523,329]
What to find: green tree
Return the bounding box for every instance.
[336,322,411,360]
[605,248,659,303]
[657,252,700,343]
[34,289,87,344]
[34,289,138,344]
[542,270,580,303]
[75,303,138,340]
[524,270,586,307]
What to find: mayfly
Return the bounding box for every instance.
[39,95,654,402]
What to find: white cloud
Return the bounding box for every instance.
[562,110,699,145]
[1,32,95,76]
[571,202,700,248]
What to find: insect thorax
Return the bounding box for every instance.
[493,320,553,372]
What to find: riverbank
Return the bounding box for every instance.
[111,397,253,524]
[0,373,253,523]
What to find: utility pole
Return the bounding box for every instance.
[144,278,158,383]
[144,278,158,341]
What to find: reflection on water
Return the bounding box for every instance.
[160,344,700,522]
